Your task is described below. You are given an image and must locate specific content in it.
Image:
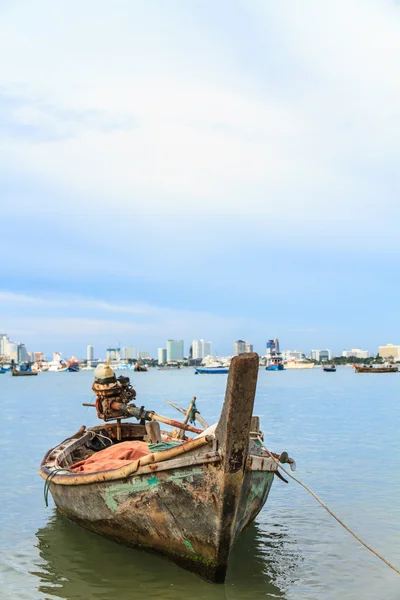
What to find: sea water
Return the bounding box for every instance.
[1,367,399,600]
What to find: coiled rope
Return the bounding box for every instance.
[260,439,400,576]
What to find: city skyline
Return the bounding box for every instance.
[1,2,399,356]
[1,329,396,361]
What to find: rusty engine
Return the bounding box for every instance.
[92,366,137,421]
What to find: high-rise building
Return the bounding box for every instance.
[234,340,247,356]
[311,349,331,361]
[106,347,120,361]
[166,340,184,362]
[34,351,46,362]
[343,348,369,359]
[192,339,212,359]
[245,342,253,353]
[378,344,400,360]
[17,343,29,363]
[87,345,94,361]
[266,338,280,357]
[4,340,18,360]
[0,334,7,355]
[122,346,136,360]
[138,351,151,360]
[203,340,212,357]
[158,348,167,364]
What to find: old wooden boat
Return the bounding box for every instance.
[353,364,398,373]
[11,368,38,376]
[134,361,148,372]
[40,353,292,583]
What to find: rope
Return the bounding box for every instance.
[259,438,400,576]
[43,468,72,507]
[89,431,113,448]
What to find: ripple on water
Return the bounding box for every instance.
[1,368,400,599]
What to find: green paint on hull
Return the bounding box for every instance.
[183,540,196,553]
[102,467,204,512]
[102,475,160,512]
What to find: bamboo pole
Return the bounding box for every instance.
[146,412,203,434]
[177,396,196,440]
[164,399,209,429]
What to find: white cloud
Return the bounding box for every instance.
[0,0,399,241]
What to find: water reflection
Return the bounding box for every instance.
[32,512,300,600]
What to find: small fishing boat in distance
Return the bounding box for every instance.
[323,365,336,372]
[39,353,294,583]
[353,364,398,373]
[11,368,38,376]
[194,365,229,374]
[134,362,148,372]
[265,360,285,371]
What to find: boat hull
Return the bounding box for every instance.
[48,461,274,583]
[195,367,229,374]
[284,361,315,369]
[40,353,278,582]
[353,366,398,373]
[11,370,38,376]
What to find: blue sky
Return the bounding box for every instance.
[1,0,399,358]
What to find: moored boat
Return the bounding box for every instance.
[134,361,148,372]
[11,368,38,376]
[353,364,398,373]
[323,365,336,372]
[46,352,69,372]
[284,359,315,369]
[265,361,285,371]
[39,353,293,583]
[195,365,229,374]
[66,357,80,372]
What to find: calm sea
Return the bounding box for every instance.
[1,367,399,600]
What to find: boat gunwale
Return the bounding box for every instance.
[40,432,215,485]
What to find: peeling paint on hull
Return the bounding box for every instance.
[50,463,274,583]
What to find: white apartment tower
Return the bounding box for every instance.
[122,346,136,360]
[234,340,247,356]
[87,345,94,361]
[192,339,212,359]
[158,348,167,364]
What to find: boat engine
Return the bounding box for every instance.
[92,365,137,421]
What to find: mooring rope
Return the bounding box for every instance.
[259,439,400,576]
[43,468,72,507]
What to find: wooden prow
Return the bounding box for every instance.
[214,352,259,581]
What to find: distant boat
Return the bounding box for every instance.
[284,360,315,370]
[66,357,80,372]
[323,365,336,372]
[134,362,148,372]
[47,352,69,372]
[353,364,398,373]
[195,366,229,374]
[0,367,6,374]
[11,368,38,376]
[265,361,285,371]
